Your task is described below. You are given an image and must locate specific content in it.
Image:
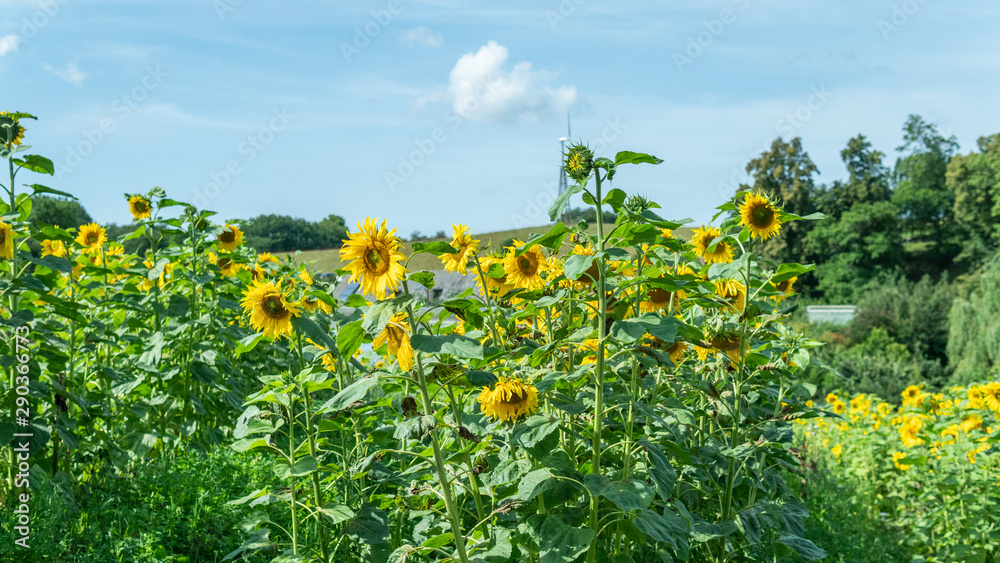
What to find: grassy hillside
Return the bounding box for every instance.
[292,223,693,273]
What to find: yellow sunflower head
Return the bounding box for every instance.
[299,295,333,315]
[691,226,733,264]
[502,240,547,291]
[128,195,152,220]
[339,218,408,301]
[738,192,782,240]
[372,312,413,372]
[217,224,244,252]
[641,286,675,313]
[714,279,746,313]
[773,276,797,302]
[440,223,480,275]
[209,251,242,277]
[240,279,301,339]
[477,375,539,422]
[298,268,314,286]
[0,112,25,147]
[0,221,15,260]
[474,256,514,297]
[41,239,67,258]
[75,223,107,254]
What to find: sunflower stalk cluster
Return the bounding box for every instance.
[2,115,846,562]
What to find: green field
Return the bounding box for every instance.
[293,222,693,273]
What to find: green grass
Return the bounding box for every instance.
[291,222,692,273]
[0,448,282,563]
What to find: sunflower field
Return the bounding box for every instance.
[0,112,872,562]
[797,385,1000,562]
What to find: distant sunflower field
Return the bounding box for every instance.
[7,111,954,562]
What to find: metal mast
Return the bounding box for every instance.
[557,114,571,223]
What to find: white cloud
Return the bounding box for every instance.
[0,35,19,57]
[445,41,577,124]
[42,61,86,87]
[398,26,443,48]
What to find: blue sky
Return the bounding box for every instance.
[3,0,999,237]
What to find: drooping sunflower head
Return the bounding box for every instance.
[983,382,1000,412]
[440,223,480,274]
[75,223,107,253]
[372,312,413,372]
[339,218,408,301]
[0,112,25,147]
[298,268,314,286]
[502,240,547,291]
[217,224,244,252]
[477,376,539,422]
[128,195,152,220]
[474,256,514,297]
[641,286,675,313]
[691,226,733,264]
[773,276,797,302]
[738,192,782,240]
[564,143,594,183]
[209,251,242,277]
[714,279,746,313]
[240,279,301,339]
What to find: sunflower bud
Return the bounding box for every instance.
[0,113,25,147]
[564,143,594,182]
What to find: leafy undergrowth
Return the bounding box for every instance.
[0,447,281,563]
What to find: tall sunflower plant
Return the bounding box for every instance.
[224,144,836,562]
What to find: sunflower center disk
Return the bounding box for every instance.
[518,257,535,275]
[750,204,775,227]
[262,295,286,317]
[648,288,669,304]
[500,389,526,406]
[364,246,390,274]
[220,231,235,243]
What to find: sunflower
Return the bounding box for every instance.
[503,240,547,291]
[666,340,687,365]
[901,385,922,407]
[474,256,514,297]
[306,338,338,372]
[660,228,673,239]
[830,444,843,459]
[217,224,244,252]
[831,400,847,415]
[138,259,175,291]
[372,312,413,372]
[477,376,539,422]
[714,279,746,313]
[738,192,782,240]
[773,276,797,302]
[967,386,985,409]
[75,223,106,254]
[41,239,67,258]
[128,195,152,220]
[0,112,25,147]
[899,417,924,448]
[440,223,480,274]
[209,251,242,277]
[339,218,408,301]
[691,226,733,264]
[826,392,839,404]
[240,279,300,339]
[0,222,15,260]
[641,287,674,313]
[298,269,314,286]
[299,295,332,315]
[983,382,1000,412]
[564,144,594,182]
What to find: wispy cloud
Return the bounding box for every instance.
[42,61,86,87]
[0,35,19,57]
[398,26,443,48]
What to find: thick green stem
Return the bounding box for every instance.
[296,336,331,563]
[588,170,607,563]
[287,402,299,554]
[406,300,471,563]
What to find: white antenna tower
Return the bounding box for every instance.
[557,114,571,223]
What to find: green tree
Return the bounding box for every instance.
[948,257,1000,385]
[807,136,903,301]
[741,138,819,282]
[946,133,1000,270]
[29,195,92,228]
[891,115,960,278]
[243,214,348,252]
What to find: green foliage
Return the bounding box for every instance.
[28,195,92,229]
[0,448,279,562]
[947,133,1000,271]
[948,257,1000,385]
[242,213,348,252]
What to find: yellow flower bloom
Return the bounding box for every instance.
[217,224,244,251]
[826,392,840,404]
[128,195,152,220]
[298,268,314,286]
[961,414,983,434]
[240,279,300,339]
[714,279,746,313]
[0,112,25,146]
[339,218,408,301]
[75,223,106,254]
[899,416,924,448]
[831,444,843,459]
[738,192,782,240]
[0,222,16,260]
[477,376,539,422]
[983,382,1000,412]
[440,223,480,274]
[691,226,733,264]
[502,239,547,291]
[41,239,67,258]
[474,256,514,298]
[209,251,242,277]
[773,276,797,302]
[372,312,413,372]
[901,385,922,407]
